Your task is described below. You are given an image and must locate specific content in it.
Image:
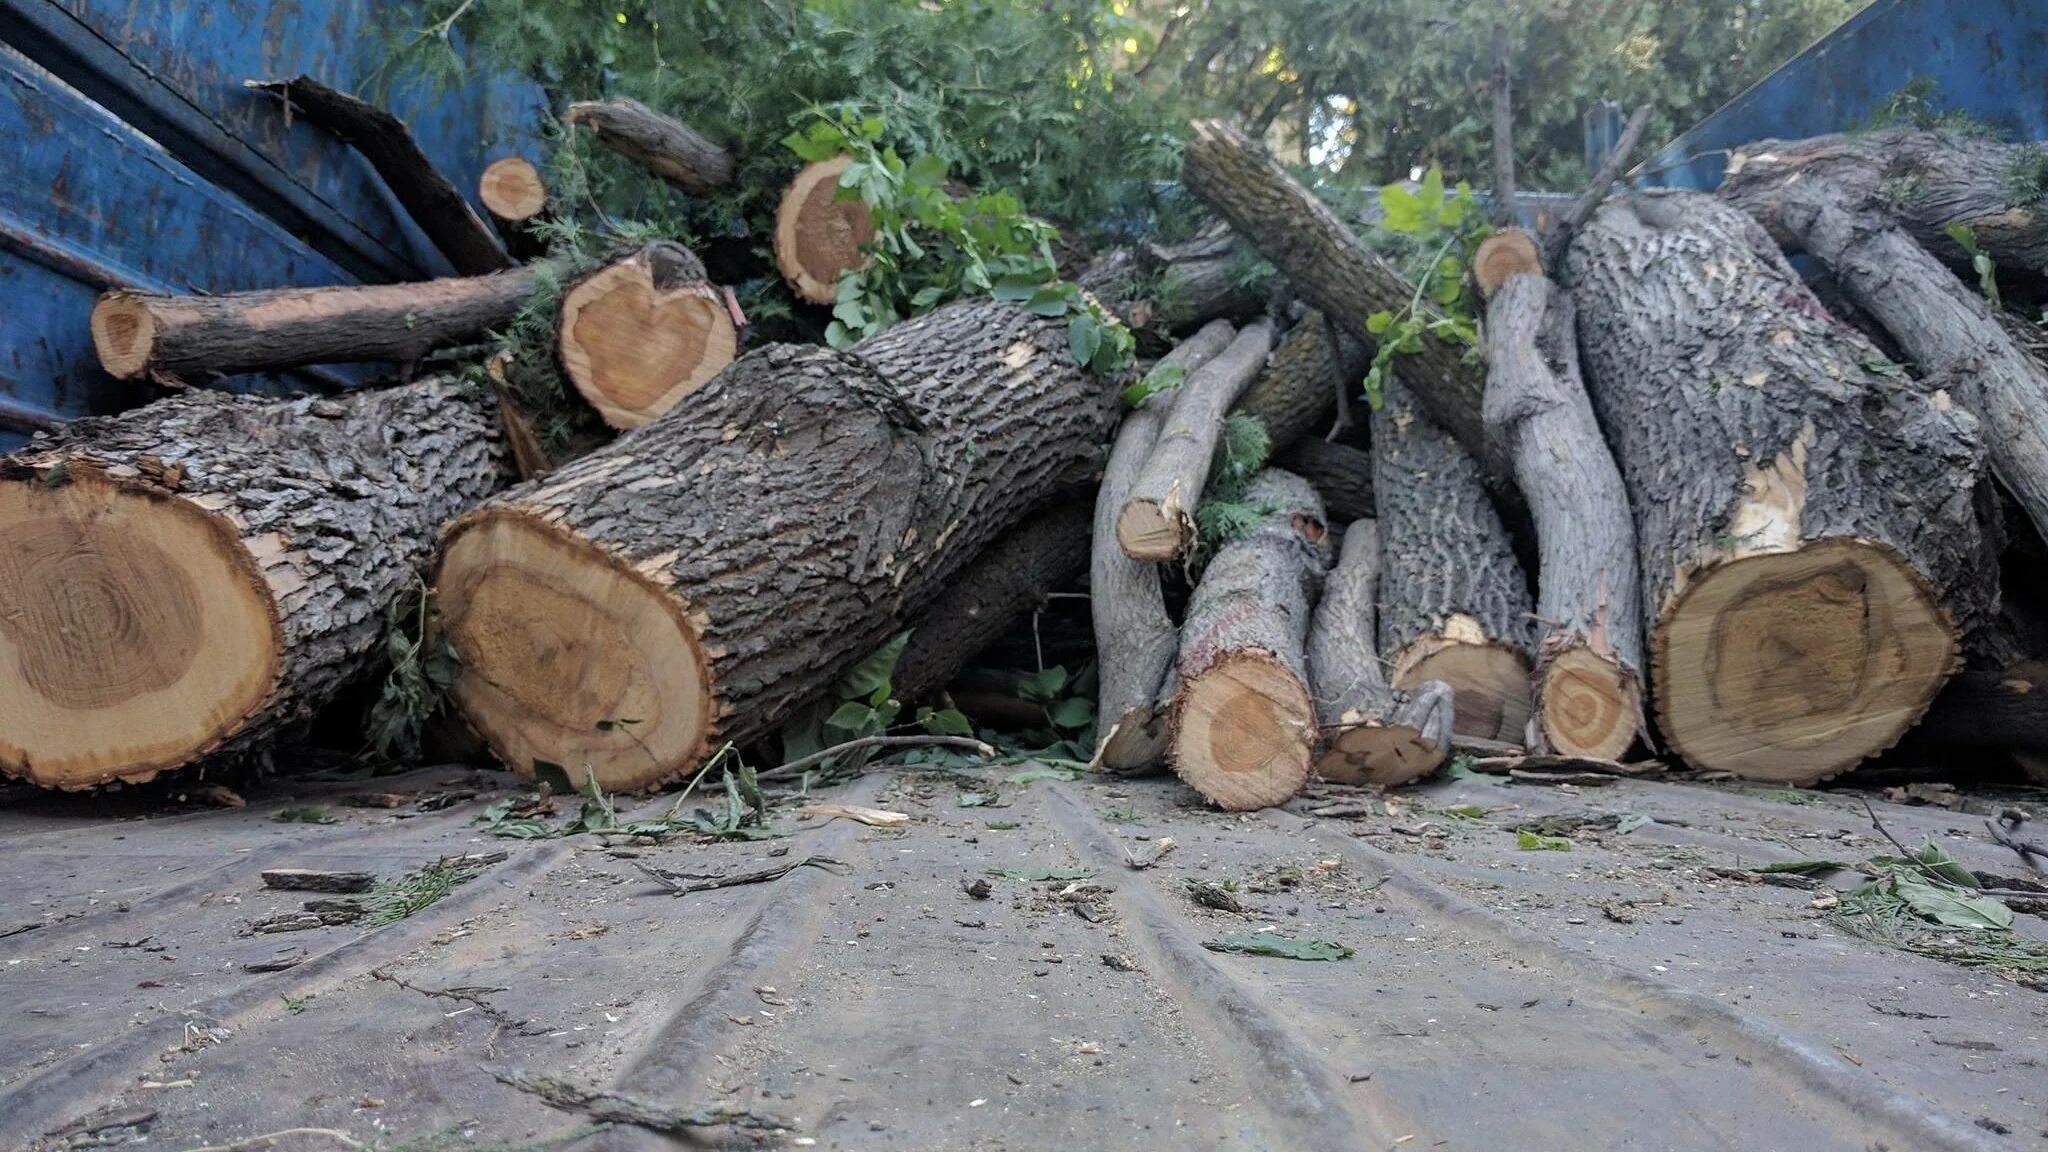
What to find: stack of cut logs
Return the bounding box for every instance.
[4,75,2047,810]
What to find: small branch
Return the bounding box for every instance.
[754,735,996,783]
[1986,814,2048,871]
[1861,797,1912,857]
[491,1068,793,1134]
[633,855,848,896]
[1544,103,1652,271]
[185,1131,364,1152]
[1489,21,1516,225]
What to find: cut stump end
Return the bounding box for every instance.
[436,509,712,792]
[1538,645,1641,761]
[1316,721,1444,788]
[479,157,547,221]
[1473,227,1544,300]
[90,293,157,380]
[1096,706,1167,772]
[557,255,738,430]
[1655,537,1955,785]
[774,156,875,305]
[0,466,281,789]
[1393,639,1531,744]
[1172,653,1313,811]
[1114,498,1185,562]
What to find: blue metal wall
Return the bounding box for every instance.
[1644,0,2048,191]
[0,0,543,448]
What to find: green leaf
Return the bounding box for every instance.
[1365,310,1395,336]
[1026,284,1071,317]
[1202,932,1354,961]
[1045,696,1094,731]
[825,701,877,731]
[991,274,1041,303]
[1418,166,1445,213]
[957,792,995,807]
[1946,222,1980,256]
[1017,665,1068,703]
[1067,313,1101,366]
[1379,184,1423,233]
[1516,830,1573,852]
[835,631,910,699]
[1615,814,1655,835]
[1759,858,1849,876]
[1888,874,2014,930]
[907,153,948,188]
[921,707,975,736]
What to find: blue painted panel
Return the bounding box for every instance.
[1644,0,2048,190]
[0,43,368,432]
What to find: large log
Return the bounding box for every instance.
[91,265,548,383]
[1181,119,1510,497]
[245,76,509,276]
[1373,376,1535,744]
[1117,320,1275,560]
[1722,152,2048,549]
[1169,469,1327,810]
[775,157,876,305]
[0,380,505,789]
[1723,130,2048,277]
[1234,311,1369,448]
[1307,520,1452,786]
[1094,320,1237,770]
[564,99,734,197]
[1482,272,1643,759]
[435,299,1116,791]
[1567,191,1989,784]
[555,242,738,430]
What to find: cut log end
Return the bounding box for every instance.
[1393,632,1531,744]
[1172,651,1314,811]
[1114,497,1187,562]
[479,157,548,222]
[90,293,157,381]
[1537,645,1641,761]
[1473,227,1543,300]
[0,466,281,789]
[1096,706,1167,773]
[1317,723,1440,788]
[775,156,875,305]
[557,255,738,430]
[436,509,713,792]
[1655,538,1956,785]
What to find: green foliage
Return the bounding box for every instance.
[1192,412,1277,553]
[365,575,462,764]
[1202,932,1354,961]
[1516,830,1573,851]
[1122,360,1187,408]
[365,855,498,926]
[1361,169,1487,407]
[1946,223,2002,309]
[1861,77,1992,136]
[2005,143,2048,206]
[1819,838,2048,983]
[778,631,911,774]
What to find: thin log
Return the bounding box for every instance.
[1272,438,1372,525]
[245,76,509,275]
[1542,104,1652,272]
[478,156,552,261]
[1116,319,1275,560]
[1234,311,1369,448]
[1,380,505,789]
[1488,22,1515,226]
[1094,320,1237,770]
[1169,469,1327,810]
[1308,520,1453,786]
[1567,190,1989,784]
[1483,271,1643,758]
[774,157,876,305]
[564,99,735,197]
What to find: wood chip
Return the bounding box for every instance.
[800,803,909,828]
[261,868,375,894]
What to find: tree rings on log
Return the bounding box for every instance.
[775,156,875,305]
[479,157,548,224]
[557,243,737,430]
[1535,642,1642,763]
[1473,227,1543,299]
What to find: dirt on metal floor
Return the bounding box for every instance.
[2,763,2044,1151]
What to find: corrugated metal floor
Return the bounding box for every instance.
[2,765,2043,1150]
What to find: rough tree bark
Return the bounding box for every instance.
[1169,469,1327,810]
[90,264,550,383]
[435,299,1117,791]
[1093,320,1237,770]
[0,379,505,789]
[1722,150,2048,549]
[1373,376,1535,744]
[565,99,735,197]
[1273,438,1373,526]
[1483,272,1643,759]
[1234,311,1369,448]
[245,76,509,275]
[478,156,551,261]
[1307,520,1453,786]
[1181,119,1511,498]
[775,157,876,305]
[1567,190,1989,784]
[555,242,737,430]
[1117,319,1275,560]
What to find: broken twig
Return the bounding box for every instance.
[755,735,996,782]
[633,855,848,896]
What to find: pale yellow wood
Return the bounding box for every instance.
[1393,637,1531,744]
[1538,644,1641,761]
[773,156,874,305]
[478,156,547,221]
[557,254,737,430]
[1173,654,1313,811]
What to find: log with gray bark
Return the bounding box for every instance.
[91,264,550,383]
[1117,319,1275,561]
[1181,119,1512,502]
[1482,271,1643,759]
[1374,376,1534,745]
[1307,520,1453,785]
[565,99,735,197]
[1234,311,1369,448]
[1567,190,1990,784]
[1078,232,1269,351]
[1722,146,2048,549]
[1093,320,1237,771]
[435,298,1117,791]
[245,76,510,276]
[1169,469,1327,810]
[0,379,506,789]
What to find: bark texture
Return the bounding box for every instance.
[1272,438,1373,526]
[893,500,1093,705]
[1117,320,1274,560]
[1567,190,1988,783]
[1077,232,1268,351]
[246,76,509,275]
[1094,320,1237,771]
[1307,520,1453,786]
[0,379,505,789]
[1182,119,1508,494]
[1169,469,1327,810]
[565,99,735,197]
[91,264,547,383]
[1234,311,1369,449]
[1483,272,1642,758]
[1373,376,1535,744]
[436,299,1116,790]
[1723,157,2048,549]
